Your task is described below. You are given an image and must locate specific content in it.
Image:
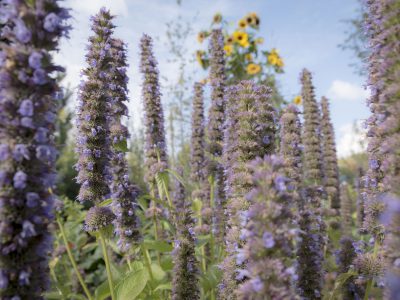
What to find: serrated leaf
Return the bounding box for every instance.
[115,268,149,300]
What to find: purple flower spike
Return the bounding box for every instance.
[0,0,70,297]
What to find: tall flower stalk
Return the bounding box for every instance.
[362,0,400,298]
[108,38,140,252]
[340,183,353,236]
[75,8,114,205]
[238,155,297,299]
[321,96,340,209]
[221,81,276,299]
[207,29,227,243]
[0,0,70,298]
[190,82,211,234]
[279,104,302,207]
[297,69,326,299]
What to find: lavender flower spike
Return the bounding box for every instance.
[279,104,302,207]
[207,29,227,243]
[108,38,141,251]
[237,155,298,299]
[321,96,340,209]
[139,34,168,190]
[0,0,70,298]
[172,206,200,299]
[76,8,115,205]
[340,183,352,236]
[221,81,276,299]
[300,69,324,188]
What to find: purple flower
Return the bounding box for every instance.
[369,159,379,170]
[14,20,31,43]
[32,69,47,85]
[0,51,6,67]
[34,127,48,143]
[262,231,275,248]
[0,271,8,289]
[18,271,30,286]
[21,221,36,238]
[13,144,30,162]
[28,52,43,69]
[43,13,61,32]
[13,171,27,189]
[36,145,55,162]
[18,99,34,117]
[250,277,264,292]
[26,192,40,208]
[274,175,287,192]
[20,117,34,128]
[0,144,10,161]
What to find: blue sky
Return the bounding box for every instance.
[55,0,370,157]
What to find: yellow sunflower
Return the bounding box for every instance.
[225,36,234,45]
[224,44,233,56]
[196,50,205,66]
[246,63,261,75]
[245,12,260,27]
[267,48,284,67]
[213,13,222,24]
[245,53,253,61]
[197,31,207,43]
[233,31,249,47]
[293,95,302,105]
[238,19,247,29]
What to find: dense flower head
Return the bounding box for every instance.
[237,155,298,299]
[84,206,115,232]
[300,69,324,187]
[221,81,276,299]
[172,209,200,300]
[296,186,326,299]
[321,97,340,209]
[108,38,141,251]
[0,0,70,298]
[75,8,115,205]
[279,104,302,206]
[207,28,227,244]
[139,33,168,188]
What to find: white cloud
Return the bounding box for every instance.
[327,80,369,102]
[336,121,366,157]
[68,0,128,16]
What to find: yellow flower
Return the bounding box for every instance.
[246,63,261,75]
[255,37,264,44]
[225,36,234,45]
[196,50,205,66]
[238,19,247,29]
[245,53,253,61]
[213,13,222,24]
[224,44,233,56]
[293,95,302,105]
[276,57,284,68]
[197,31,207,43]
[245,12,260,27]
[233,31,249,47]
[199,78,208,85]
[267,48,284,67]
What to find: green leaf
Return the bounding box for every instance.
[154,283,172,292]
[95,280,110,300]
[150,263,166,281]
[329,270,357,300]
[99,198,112,207]
[115,268,149,300]
[192,198,202,213]
[114,140,129,152]
[143,240,173,252]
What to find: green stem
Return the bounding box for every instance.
[50,265,67,299]
[141,245,154,281]
[99,230,116,300]
[57,217,93,300]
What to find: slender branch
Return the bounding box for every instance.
[99,230,116,300]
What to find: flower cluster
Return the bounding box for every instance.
[84,206,115,232]
[0,0,70,298]
[300,69,324,188]
[279,104,302,206]
[237,155,297,299]
[221,81,276,299]
[196,12,284,79]
[207,29,227,243]
[75,8,115,205]
[321,97,340,209]
[172,209,200,300]
[108,38,141,251]
[139,34,168,189]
